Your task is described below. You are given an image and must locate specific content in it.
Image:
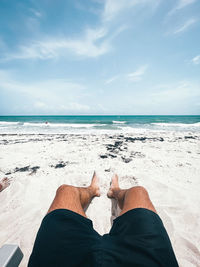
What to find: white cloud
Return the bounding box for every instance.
[3,24,128,61]
[102,0,159,21]
[103,0,130,21]
[192,55,200,65]
[105,65,148,84]
[177,0,196,9]
[174,18,197,34]
[0,70,91,113]
[152,81,200,100]
[105,75,119,84]
[168,0,197,16]
[32,9,42,18]
[150,81,200,114]
[0,77,84,99]
[4,23,129,61]
[2,0,160,61]
[4,27,111,60]
[127,65,148,82]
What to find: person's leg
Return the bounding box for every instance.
[28,173,101,267]
[0,177,10,192]
[107,175,178,266]
[48,171,100,217]
[107,174,156,215]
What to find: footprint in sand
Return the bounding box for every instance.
[157,207,175,237]
[177,236,200,266]
[181,237,200,257]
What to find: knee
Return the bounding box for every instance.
[129,186,148,195]
[56,184,79,195]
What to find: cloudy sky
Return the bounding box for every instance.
[0,0,200,115]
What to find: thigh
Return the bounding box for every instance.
[28,209,100,267]
[104,208,178,267]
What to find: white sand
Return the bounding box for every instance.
[0,131,200,266]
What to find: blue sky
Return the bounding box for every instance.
[0,0,200,115]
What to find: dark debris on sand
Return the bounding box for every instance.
[121,156,132,163]
[130,151,145,158]
[100,155,108,159]
[125,137,164,142]
[101,137,149,160]
[108,153,117,158]
[30,166,40,174]
[184,136,198,140]
[100,153,118,159]
[5,165,40,175]
[5,171,12,175]
[105,141,125,154]
[15,166,30,172]
[105,136,164,154]
[51,161,69,168]
[15,165,40,174]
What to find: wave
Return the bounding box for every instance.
[0,121,107,128]
[1,119,200,134]
[151,122,200,127]
[0,121,19,125]
[22,122,101,128]
[112,121,126,124]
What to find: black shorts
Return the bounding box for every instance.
[28,208,178,267]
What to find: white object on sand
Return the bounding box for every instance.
[0,244,23,267]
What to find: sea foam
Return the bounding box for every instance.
[112,121,126,124]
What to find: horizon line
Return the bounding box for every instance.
[0,114,199,117]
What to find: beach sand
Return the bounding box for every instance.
[0,131,200,266]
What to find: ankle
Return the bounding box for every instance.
[88,185,99,197]
[87,185,94,196]
[112,188,122,199]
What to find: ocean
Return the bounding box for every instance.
[0,115,199,134]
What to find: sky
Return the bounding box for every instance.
[0,0,200,115]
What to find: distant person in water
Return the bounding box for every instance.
[28,173,178,267]
[0,177,10,192]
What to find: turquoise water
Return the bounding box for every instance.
[0,115,199,134]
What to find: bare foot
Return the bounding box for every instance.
[107,174,120,198]
[0,177,10,192]
[89,171,100,197]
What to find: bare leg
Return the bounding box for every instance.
[107,174,156,215]
[48,172,100,217]
[0,177,10,192]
